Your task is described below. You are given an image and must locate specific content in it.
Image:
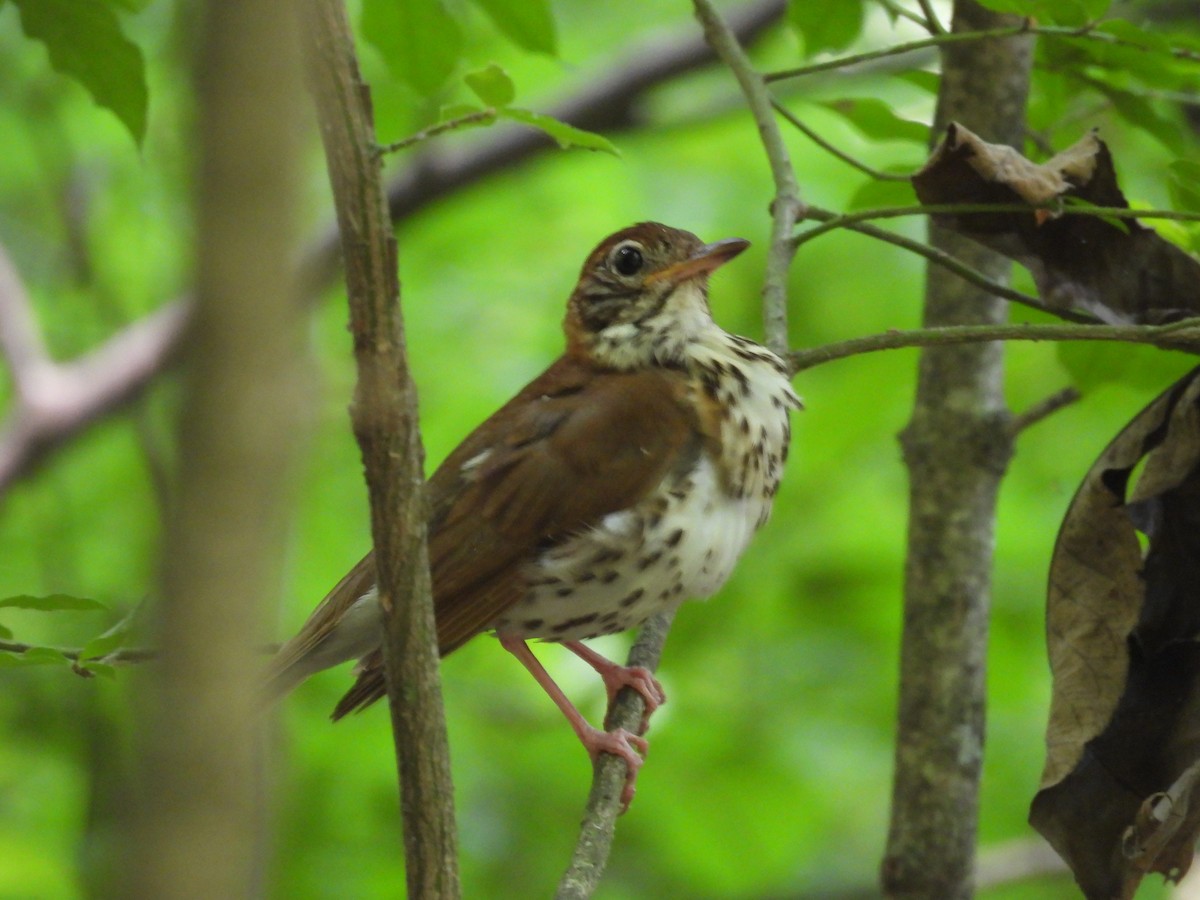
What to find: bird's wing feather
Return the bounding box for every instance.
[332,357,700,716]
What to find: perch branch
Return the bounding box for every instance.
[556,611,676,899]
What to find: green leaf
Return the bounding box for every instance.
[500,108,618,154]
[788,0,864,57]
[362,0,463,96]
[894,70,940,95]
[1168,160,1200,212]
[0,646,70,668]
[79,608,139,661]
[11,0,147,144]
[0,594,107,612]
[972,0,1103,24]
[1095,83,1190,155]
[469,0,556,55]
[0,622,11,640]
[846,174,918,211]
[464,64,515,108]
[821,98,928,145]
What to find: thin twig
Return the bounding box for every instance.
[1008,386,1082,436]
[374,108,498,157]
[795,203,1200,247]
[693,0,803,357]
[875,0,935,30]
[772,99,912,181]
[0,640,160,663]
[765,23,1200,83]
[556,611,675,900]
[799,204,1064,317]
[787,320,1200,374]
[915,0,946,34]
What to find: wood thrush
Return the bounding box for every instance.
[267,222,800,808]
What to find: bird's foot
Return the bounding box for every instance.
[564,642,666,732]
[581,724,648,813]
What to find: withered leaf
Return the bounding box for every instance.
[1032,367,1200,899]
[913,123,1200,325]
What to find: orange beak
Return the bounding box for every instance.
[644,237,750,287]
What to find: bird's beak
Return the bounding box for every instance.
[644,238,750,286]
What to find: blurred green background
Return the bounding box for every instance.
[2,1,1198,897]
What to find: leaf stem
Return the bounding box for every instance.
[374,108,498,157]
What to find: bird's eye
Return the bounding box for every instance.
[611,244,644,276]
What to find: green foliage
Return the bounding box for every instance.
[0,594,107,612]
[973,0,1111,25]
[463,62,516,107]
[7,0,147,144]
[362,0,464,95]
[787,0,864,57]
[470,0,556,55]
[820,98,929,145]
[453,63,618,154]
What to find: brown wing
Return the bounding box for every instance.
[331,356,699,718]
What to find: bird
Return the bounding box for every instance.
[266,222,800,809]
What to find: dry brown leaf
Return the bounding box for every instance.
[1032,367,1200,899]
[913,123,1200,324]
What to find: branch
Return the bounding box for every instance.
[0,242,189,491]
[693,0,802,356]
[787,320,1200,373]
[1008,386,1081,436]
[556,611,675,899]
[301,0,459,895]
[765,22,1200,83]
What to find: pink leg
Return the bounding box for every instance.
[500,634,646,812]
[563,641,666,733]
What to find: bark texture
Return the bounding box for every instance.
[302,0,460,895]
[882,3,1033,897]
[127,1,306,896]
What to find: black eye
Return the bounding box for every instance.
[612,244,644,276]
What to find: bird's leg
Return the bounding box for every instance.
[563,640,666,733]
[500,634,646,812]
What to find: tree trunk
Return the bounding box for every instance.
[882,3,1033,897]
[125,1,306,896]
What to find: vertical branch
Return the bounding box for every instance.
[882,2,1033,897]
[301,0,460,896]
[692,0,803,357]
[127,1,306,896]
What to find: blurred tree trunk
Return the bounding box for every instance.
[882,3,1033,897]
[124,1,307,896]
